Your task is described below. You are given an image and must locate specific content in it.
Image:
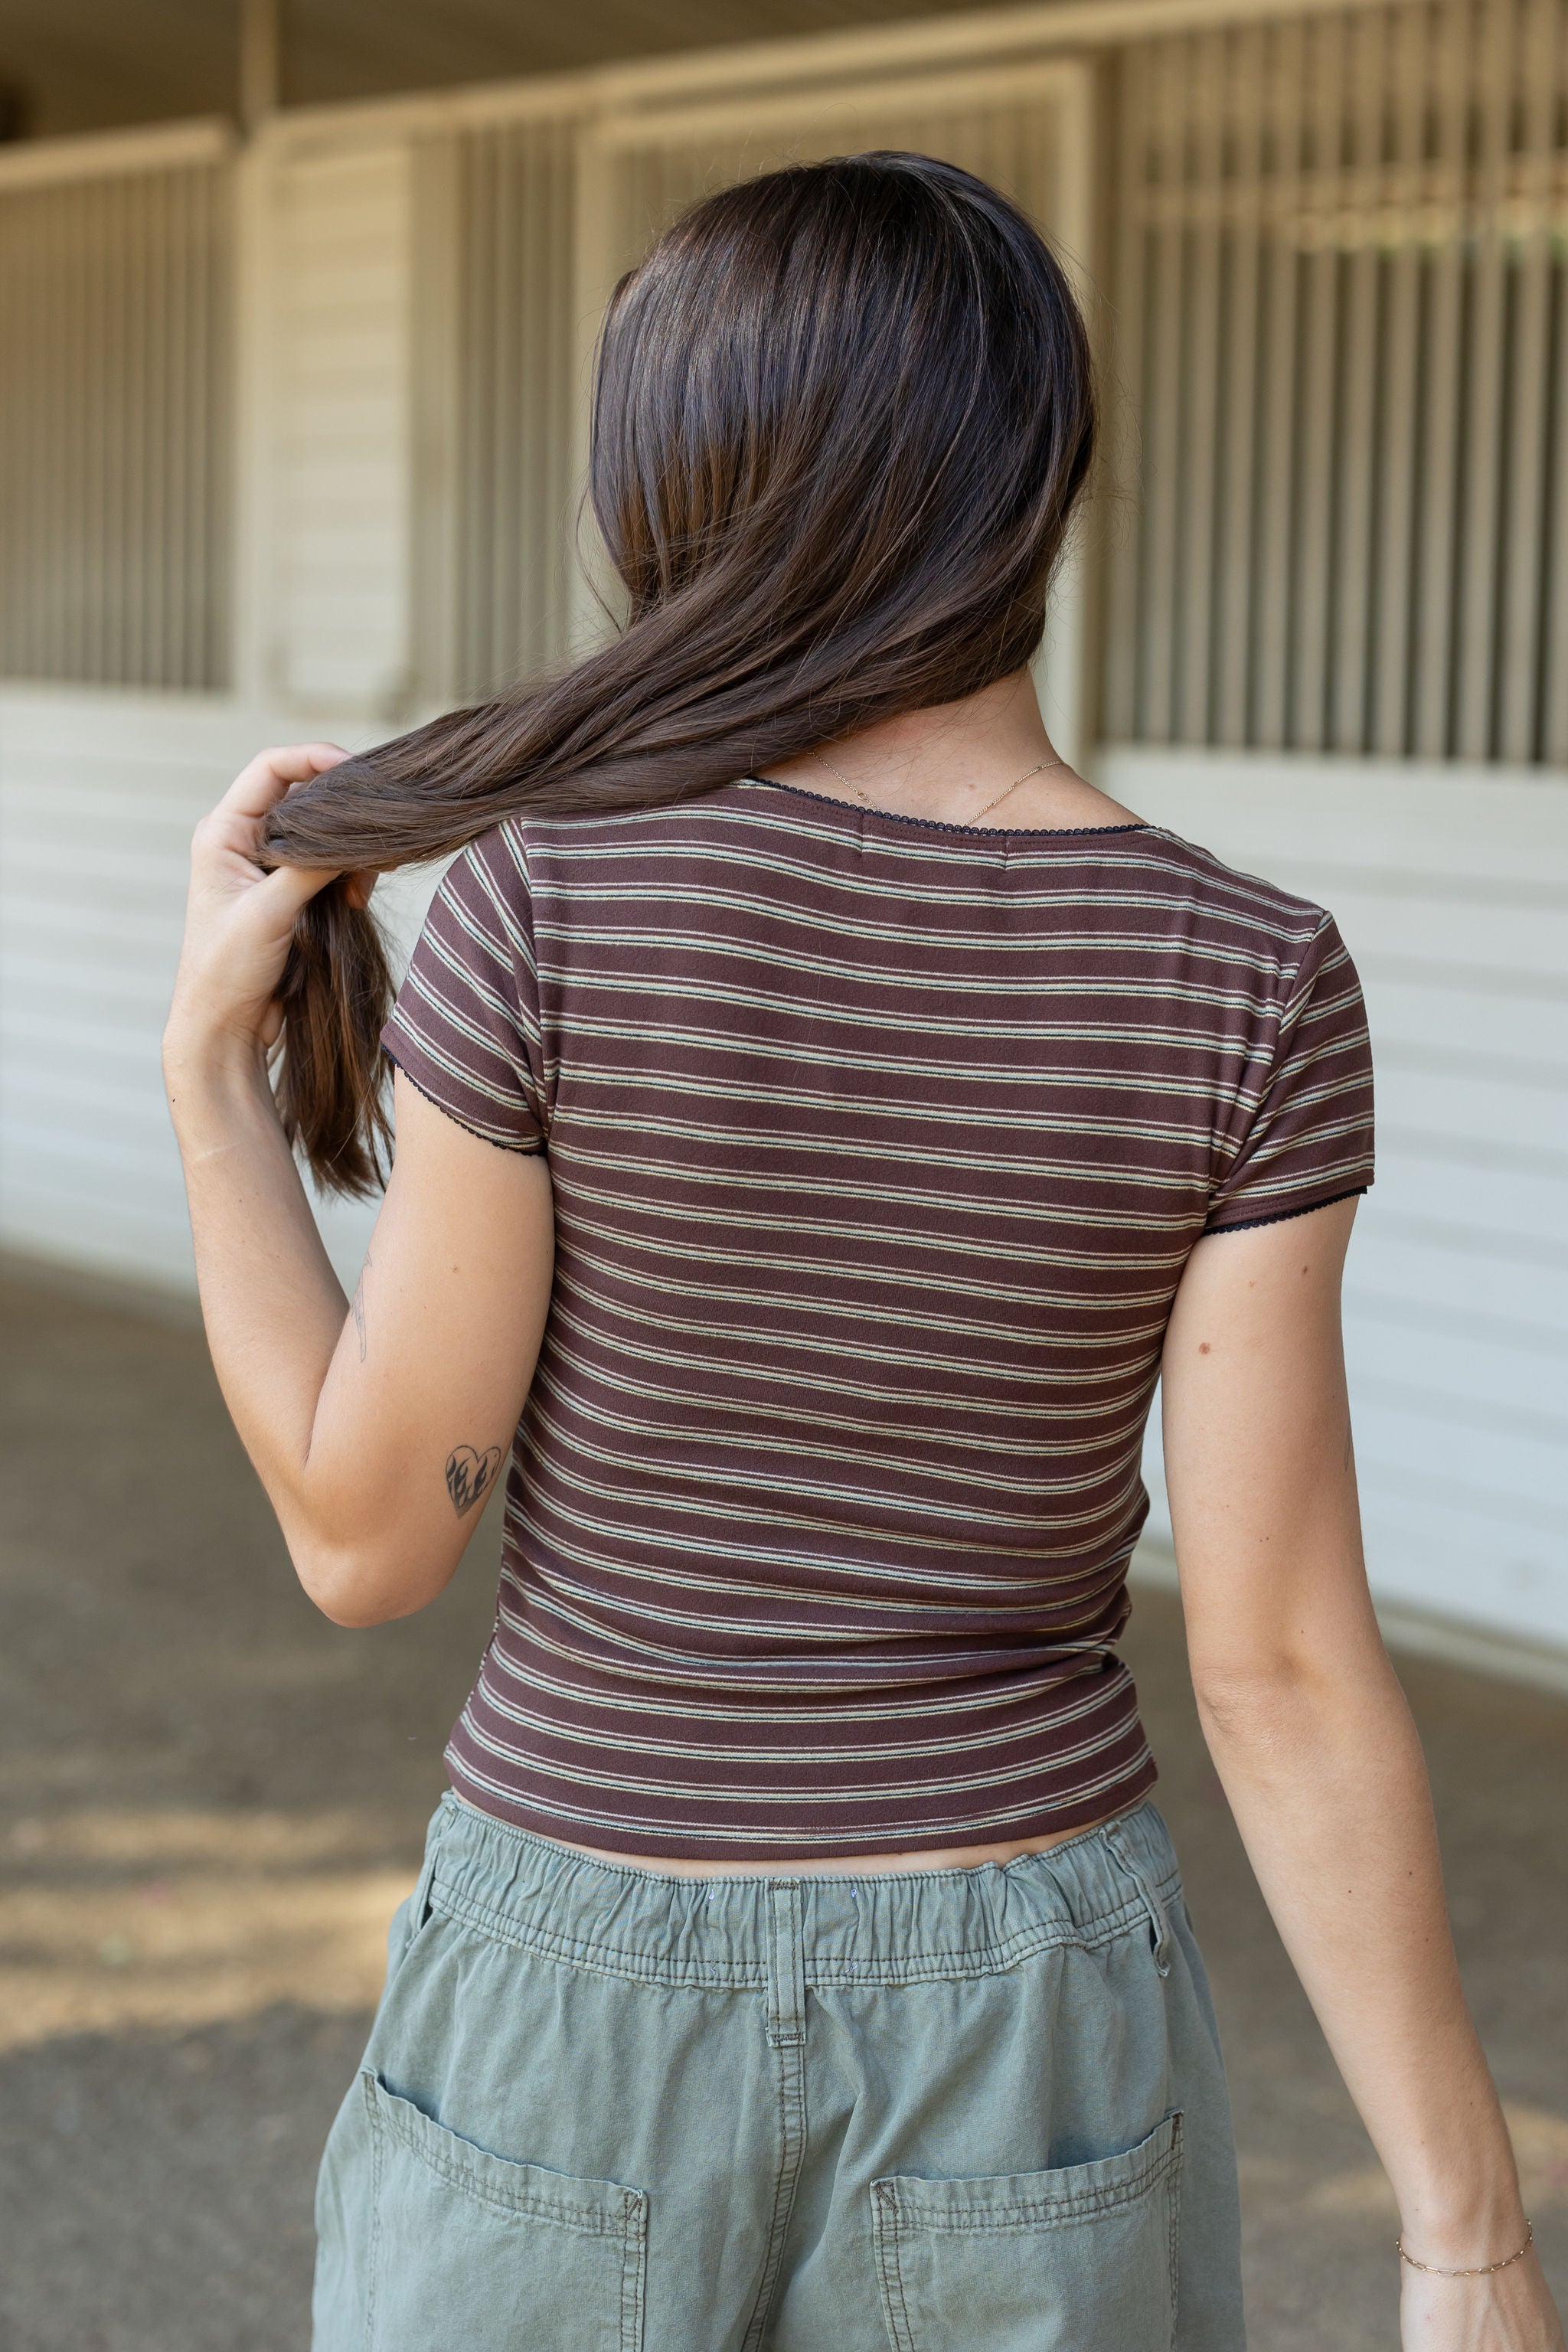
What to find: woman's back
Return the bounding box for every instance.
[384,777,1374,1857]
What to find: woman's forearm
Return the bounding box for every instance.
[1196,1640,1526,2262]
[164,1027,348,1511]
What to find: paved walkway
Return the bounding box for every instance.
[2,1265,1565,2350]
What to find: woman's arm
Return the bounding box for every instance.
[162,746,553,1627]
[1162,1198,1563,2349]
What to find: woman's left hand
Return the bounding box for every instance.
[1401,2247,1566,2350]
[164,743,371,1067]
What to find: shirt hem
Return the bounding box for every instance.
[1203,1184,1368,1238]
[381,1042,547,1156]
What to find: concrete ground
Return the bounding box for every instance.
[2,1263,1565,2351]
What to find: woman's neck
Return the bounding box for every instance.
[765,670,1142,832]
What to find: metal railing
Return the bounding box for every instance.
[0,122,235,691]
[1103,0,1568,763]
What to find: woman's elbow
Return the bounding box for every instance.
[1189,1635,1404,1749]
[291,1537,441,1628]
[1191,1655,1315,1746]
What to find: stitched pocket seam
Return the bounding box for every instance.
[884,2140,1181,2233]
[873,2183,916,2352]
[362,2073,645,2243]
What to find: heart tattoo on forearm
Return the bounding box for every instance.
[445,1444,504,1517]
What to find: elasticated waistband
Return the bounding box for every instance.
[420,1792,1182,1991]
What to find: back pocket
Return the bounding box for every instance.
[361,2072,647,2352]
[872,2110,1181,2352]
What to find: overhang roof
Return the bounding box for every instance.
[0,0,1036,139]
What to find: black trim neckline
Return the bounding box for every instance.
[742,775,1151,842]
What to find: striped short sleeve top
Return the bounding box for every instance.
[381,776,1375,1860]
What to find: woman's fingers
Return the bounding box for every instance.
[256,864,377,920]
[220,743,351,824]
[192,745,355,887]
[256,861,343,923]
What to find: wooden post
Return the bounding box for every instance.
[240,0,282,135]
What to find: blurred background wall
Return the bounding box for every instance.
[0,0,1564,1665]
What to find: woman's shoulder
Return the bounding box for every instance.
[1121,822,1338,960]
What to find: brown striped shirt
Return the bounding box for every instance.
[381,777,1374,1859]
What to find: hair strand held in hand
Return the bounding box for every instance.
[263,151,1097,1193]
[270,883,395,1196]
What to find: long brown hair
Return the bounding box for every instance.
[264,150,1097,1194]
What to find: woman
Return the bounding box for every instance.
[163,155,1561,2350]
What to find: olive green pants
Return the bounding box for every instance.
[313,1792,1245,2350]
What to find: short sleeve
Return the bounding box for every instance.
[1205,913,1374,1233]
[381,825,547,1152]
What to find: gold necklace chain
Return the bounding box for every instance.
[812,750,1053,827]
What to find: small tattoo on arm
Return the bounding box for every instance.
[351,1254,371,1362]
[446,1443,503,1517]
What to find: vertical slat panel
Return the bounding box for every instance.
[0,152,232,690]
[1100,47,1148,743]
[1291,11,1347,750]
[1410,0,1468,756]
[166,167,186,692]
[2,197,24,671]
[196,160,229,693]
[145,172,168,688]
[1176,32,1224,743]
[1215,24,1264,746]
[1328,5,1385,751]
[545,118,574,675]
[1454,0,1514,757]
[1252,15,1305,749]
[1109,0,1567,775]
[172,165,194,692]
[464,132,496,694]
[1546,14,1568,764]
[1497,0,1559,761]
[524,126,556,678]
[67,183,90,679]
[1139,38,1190,743]
[492,130,522,688]
[129,173,152,688]
[1370,2,1427,755]
[95,175,117,686]
[178,163,198,691]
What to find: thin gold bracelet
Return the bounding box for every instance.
[1396,2220,1533,2278]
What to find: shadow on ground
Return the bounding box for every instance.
[2,1266,1565,2349]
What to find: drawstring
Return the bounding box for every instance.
[1103,1819,1172,1978]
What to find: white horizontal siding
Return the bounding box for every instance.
[0,687,439,1296]
[1102,746,1568,1649]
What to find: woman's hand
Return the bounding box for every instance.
[1401,2244,1566,2350]
[164,742,368,1070]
